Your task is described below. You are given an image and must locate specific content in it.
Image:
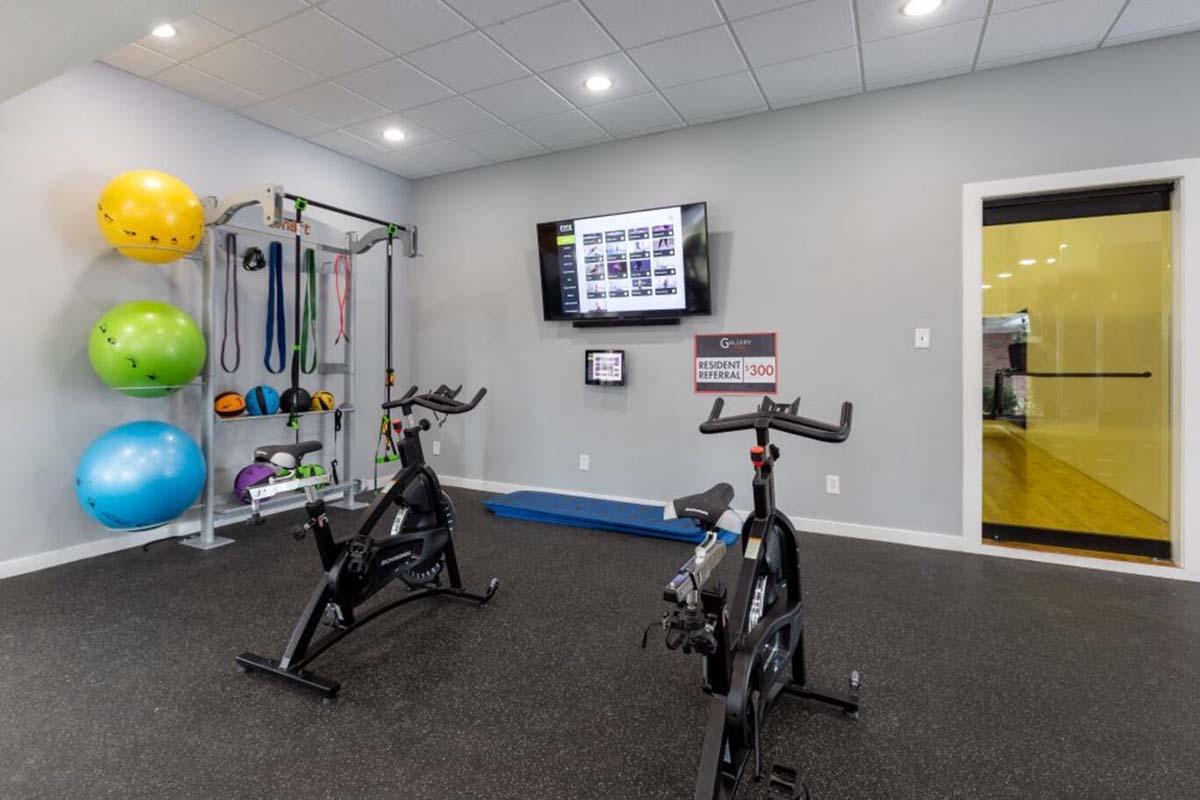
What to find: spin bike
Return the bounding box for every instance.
[655,395,861,799]
[236,384,499,702]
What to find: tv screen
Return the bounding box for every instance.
[538,202,710,321]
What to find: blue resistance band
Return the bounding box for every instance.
[264,241,286,374]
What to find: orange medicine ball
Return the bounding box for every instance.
[214,391,247,418]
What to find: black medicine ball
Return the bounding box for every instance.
[280,387,313,414]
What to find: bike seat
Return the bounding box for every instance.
[664,482,742,532]
[255,441,322,470]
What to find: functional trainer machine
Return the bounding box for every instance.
[236,384,498,702]
[654,395,861,799]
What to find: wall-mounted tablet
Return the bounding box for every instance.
[585,350,626,386]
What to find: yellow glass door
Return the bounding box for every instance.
[981,193,1172,560]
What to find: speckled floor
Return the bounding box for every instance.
[1,487,1198,799]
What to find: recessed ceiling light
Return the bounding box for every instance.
[997,272,1013,279]
[585,75,613,92]
[1059,243,1069,250]
[1046,257,1057,264]
[981,284,992,290]
[151,23,176,38]
[900,0,942,16]
[1019,258,1036,266]
[382,128,406,142]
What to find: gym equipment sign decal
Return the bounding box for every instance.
[694,332,777,394]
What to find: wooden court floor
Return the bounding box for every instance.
[982,421,1169,542]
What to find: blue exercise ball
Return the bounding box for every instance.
[75,421,206,530]
[245,385,280,416]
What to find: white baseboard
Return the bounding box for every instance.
[0,518,198,580]
[440,474,1199,583]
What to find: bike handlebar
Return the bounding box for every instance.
[699,395,852,443]
[382,385,487,414]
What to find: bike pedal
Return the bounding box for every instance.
[767,764,810,800]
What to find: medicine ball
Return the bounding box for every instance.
[234,463,278,504]
[280,387,312,414]
[214,391,246,418]
[245,385,280,416]
[311,390,336,411]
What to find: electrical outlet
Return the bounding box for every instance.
[914,327,931,349]
[579,454,590,471]
[432,441,441,456]
[825,475,840,495]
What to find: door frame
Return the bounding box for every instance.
[962,159,1200,581]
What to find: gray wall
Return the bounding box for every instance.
[0,63,411,565]
[410,33,1200,537]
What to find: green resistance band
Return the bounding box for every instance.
[300,248,318,374]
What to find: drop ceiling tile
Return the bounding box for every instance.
[198,0,307,34]
[485,2,617,72]
[189,39,322,97]
[335,59,453,110]
[717,0,806,20]
[321,0,472,54]
[366,151,444,179]
[239,100,333,137]
[343,114,440,148]
[540,52,652,106]
[248,9,391,78]
[98,44,176,77]
[403,140,491,171]
[137,15,237,61]
[863,18,983,89]
[753,45,861,107]
[404,32,530,92]
[308,130,391,162]
[989,0,1058,11]
[445,0,561,26]
[858,0,988,42]
[465,76,572,123]
[584,91,681,136]
[662,70,764,123]
[514,109,612,148]
[1106,0,1200,46]
[582,0,724,47]
[732,0,856,67]
[455,126,547,161]
[401,97,504,137]
[978,0,1127,67]
[277,82,390,126]
[629,24,746,89]
[154,64,263,109]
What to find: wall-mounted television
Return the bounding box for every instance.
[538,202,710,325]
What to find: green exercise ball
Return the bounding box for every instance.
[88,300,206,398]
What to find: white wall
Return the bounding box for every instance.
[0,62,411,568]
[409,33,1200,543]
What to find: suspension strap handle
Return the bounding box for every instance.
[220,232,240,373]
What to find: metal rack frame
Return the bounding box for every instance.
[179,184,415,550]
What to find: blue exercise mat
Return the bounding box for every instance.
[484,491,739,546]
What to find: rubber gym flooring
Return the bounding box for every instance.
[2,487,1198,799]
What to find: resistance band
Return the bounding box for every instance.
[263,241,286,374]
[220,232,240,372]
[300,248,318,374]
[334,254,351,345]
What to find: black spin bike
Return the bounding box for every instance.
[236,384,498,702]
[654,394,861,799]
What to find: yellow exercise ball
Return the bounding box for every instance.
[96,170,205,264]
